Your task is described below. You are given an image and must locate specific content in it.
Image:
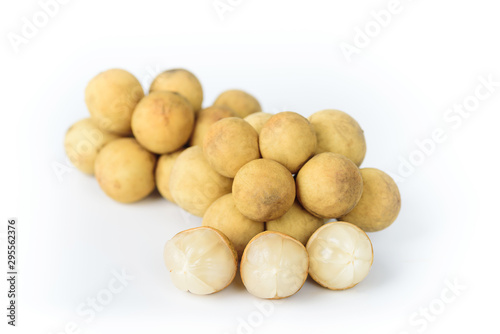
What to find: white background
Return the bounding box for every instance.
[1,0,500,333]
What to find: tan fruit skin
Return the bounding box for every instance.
[85,69,144,135]
[169,146,233,217]
[266,201,324,245]
[190,106,235,147]
[167,226,238,293]
[132,91,194,154]
[296,153,363,219]
[240,231,309,299]
[233,159,296,222]
[149,69,203,112]
[308,109,366,167]
[340,168,401,232]
[203,117,260,178]
[244,112,273,134]
[156,149,185,203]
[306,222,374,291]
[64,118,120,175]
[202,194,264,258]
[213,89,261,118]
[94,138,156,203]
[260,112,317,173]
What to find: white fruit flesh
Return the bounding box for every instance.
[307,222,373,290]
[164,227,237,295]
[241,232,308,299]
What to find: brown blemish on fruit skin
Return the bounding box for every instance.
[262,192,280,205]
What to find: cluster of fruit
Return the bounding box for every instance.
[64,68,401,299]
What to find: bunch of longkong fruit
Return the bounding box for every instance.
[65,68,401,299]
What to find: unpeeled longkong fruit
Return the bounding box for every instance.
[190,106,235,147]
[266,201,324,245]
[132,91,194,154]
[156,149,185,203]
[244,112,272,134]
[202,193,264,257]
[213,89,261,118]
[169,146,233,217]
[341,168,401,232]
[64,118,120,175]
[233,159,295,222]
[150,68,203,112]
[308,109,366,166]
[296,153,363,218]
[203,117,260,178]
[85,69,144,135]
[259,111,317,173]
[94,138,156,203]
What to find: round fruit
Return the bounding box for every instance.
[259,111,317,173]
[240,231,309,299]
[233,159,295,222]
[203,117,260,178]
[163,226,238,295]
[202,193,264,257]
[131,91,194,154]
[169,146,233,217]
[244,112,272,134]
[85,69,144,135]
[156,149,185,203]
[341,168,401,232]
[64,118,120,175]
[190,106,235,147]
[94,138,156,203]
[296,153,363,219]
[213,89,261,118]
[149,69,203,112]
[307,222,373,290]
[308,109,366,166]
[266,201,324,245]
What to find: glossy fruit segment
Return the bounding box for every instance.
[307,222,373,290]
[241,232,308,299]
[164,227,237,295]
